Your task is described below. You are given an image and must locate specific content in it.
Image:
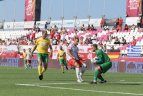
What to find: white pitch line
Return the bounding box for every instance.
[39,82,88,85]
[16,81,143,86]
[16,83,143,96]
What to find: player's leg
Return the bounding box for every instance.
[98,62,112,83]
[63,59,68,70]
[59,59,64,73]
[28,60,32,69]
[80,61,87,76]
[24,59,27,69]
[91,65,102,84]
[37,53,43,80]
[41,54,49,74]
[100,62,112,73]
[98,75,107,83]
[74,60,83,83]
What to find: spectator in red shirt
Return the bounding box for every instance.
[119,17,123,26]
[124,24,129,31]
[131,36,136,46]
[116,25,121,32]
[116,18,119,27]
[50,28,55,39]
[100,17,105,28]
[56,32,61,41]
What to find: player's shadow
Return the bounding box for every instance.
[115,83,141,85]
[108,82,142,86]
[85,81,142,85]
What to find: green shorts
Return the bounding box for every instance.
[100,62,112,73]
[23,59,27,64]
[37,53,49,63]
[59,59,67,65]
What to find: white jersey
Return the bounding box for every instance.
[26,51,32,60]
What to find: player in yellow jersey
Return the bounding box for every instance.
[57,46,68,73]
[31,31,53,80]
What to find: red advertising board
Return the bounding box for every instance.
[24,0,35,21]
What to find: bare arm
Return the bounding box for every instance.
[49,44,53,58]
[31,45,37,55]
[57,51,59,61]
[67,49,75,59]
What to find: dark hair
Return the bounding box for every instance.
[74,36,79,41]
[42,30,47,35]
[92,44,98,49]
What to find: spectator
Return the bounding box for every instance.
[6,39,11,45]
[50,28,55,39]
[124,24,129,31]
[137,17,141,28]
[80,24,85,31]
[114,37,120,44]
[116,25,122,32]
[119,17,123,26]
[120,37,126,45]
[115,18,119,27]
[52,36,58,45]
[91,24,96,31]
[87,24,91,31]
[131,36,136,46]
[55,32,61,41]
[45,22,49,29]
[100,17,105,28]
[130,24,136,31]
[54,25,58,31]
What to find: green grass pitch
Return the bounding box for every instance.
[0,67,143,96]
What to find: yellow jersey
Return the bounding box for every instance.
[58,50,66,59]
[23,52,27,60]
[35,37,51,54]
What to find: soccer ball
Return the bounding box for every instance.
[91,58,97,63]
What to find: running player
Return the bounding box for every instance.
[31,31,53,80]
[57,46,68,73]
[90,44,112,84]
[67,37,83,83]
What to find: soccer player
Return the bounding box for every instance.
[31,31,53,80]
[90,44,112,84]
[26,48,32,69]
[67,37,83,83]
[57,46,68,73]
[18,49,27,69]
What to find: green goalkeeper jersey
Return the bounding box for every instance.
[95,49,111,64]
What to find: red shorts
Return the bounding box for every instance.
[68,58,83,67]
[27,60,31,63]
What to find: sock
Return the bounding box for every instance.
[25,64,27,69]
[65,65,68,70]
[38,65,42,75]
[79,68,83,81]
[98,75,105,81]
[81,64,86,74]
[27,63,29,68]
[93,70,100,81]
[42,67,45,74]
[61,66,64,73]
[75,67,80,80]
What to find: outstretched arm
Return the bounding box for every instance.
[31,45,37,55]
[49,44,53,58]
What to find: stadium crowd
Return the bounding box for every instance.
[0,17,143,52]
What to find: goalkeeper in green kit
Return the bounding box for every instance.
[90,44,112,84]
